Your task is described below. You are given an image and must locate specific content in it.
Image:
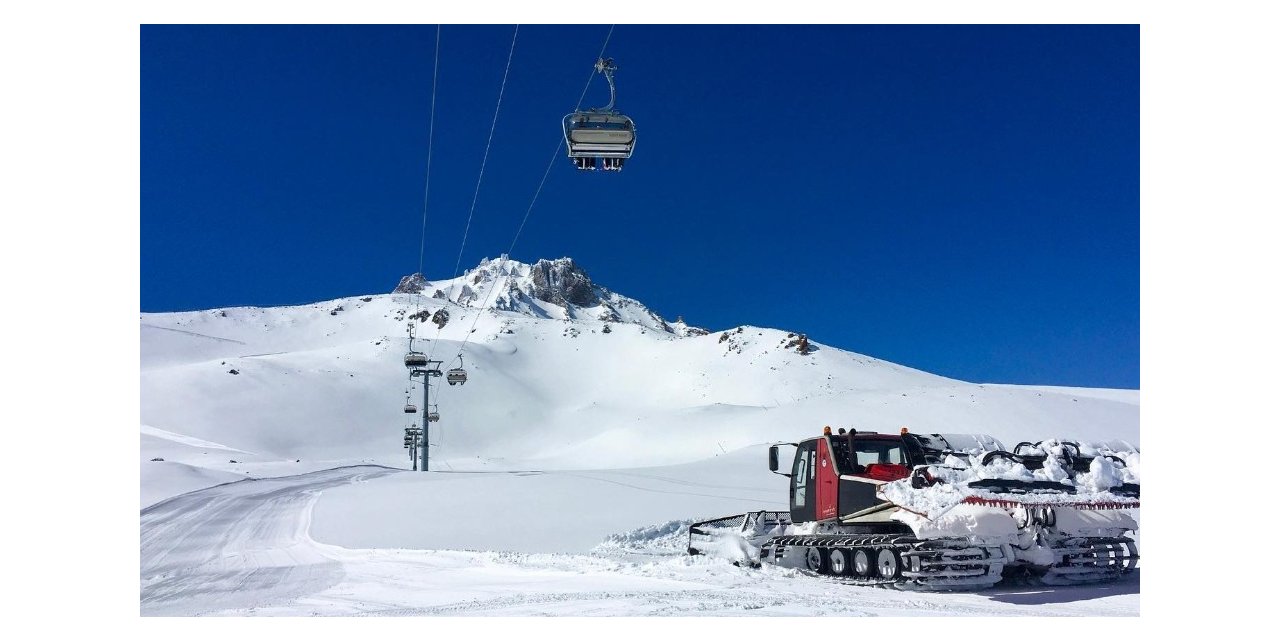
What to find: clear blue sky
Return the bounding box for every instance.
[141,24,1138,389]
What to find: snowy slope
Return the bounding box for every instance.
[141,256,1137,488]
[309,447,785,554]
[142,465,1138,616]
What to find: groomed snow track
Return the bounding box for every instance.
[140,465,397,615]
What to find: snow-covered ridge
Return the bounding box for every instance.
[140,255,1139,485]
[396,256,708,337]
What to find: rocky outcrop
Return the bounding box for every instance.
[529,258,599,307]
[393,273,430,294]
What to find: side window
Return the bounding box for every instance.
[792,447,809,507]
[788,442,808,506]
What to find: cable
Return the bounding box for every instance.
[453,24,520,284]
[413,25,442,319]
[426,24,520,364]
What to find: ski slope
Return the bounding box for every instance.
[141,464,1138,616]
[139,257,1140,616]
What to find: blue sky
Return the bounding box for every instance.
[141,24,1138,388]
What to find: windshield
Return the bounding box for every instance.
[828,435,905,474]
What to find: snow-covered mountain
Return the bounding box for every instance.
[394,256,708,337]
[140,256,1138,485]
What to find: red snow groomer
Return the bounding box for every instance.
[687,427,1140,590]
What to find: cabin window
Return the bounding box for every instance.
[792,450,809,506]
[853,442,905,466]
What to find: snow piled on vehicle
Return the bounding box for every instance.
[879,440,1141,521]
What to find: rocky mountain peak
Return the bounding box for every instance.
[394,256,708,338]
[393,273,429,294]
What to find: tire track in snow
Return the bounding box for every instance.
[141,323,247,344]
[140,466,397,615]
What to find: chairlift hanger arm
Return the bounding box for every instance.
[594,57,618,113]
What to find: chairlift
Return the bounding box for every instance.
[404,351,428,369]
[563,58,635,171]
[404,403,418,414]
[447,355,468,386]
[427,410,440,423]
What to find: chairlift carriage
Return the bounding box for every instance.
[563,58,635,171]
[447,355,468,386]
[427,407,440,423]
[404,351,428,369]
[404,403,418,414]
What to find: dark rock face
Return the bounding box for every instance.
[431,308,449,329]
[394,273,430,294]
[529,258,599,308]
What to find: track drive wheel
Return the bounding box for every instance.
[876,548,901,580]
[852,548,874,577]
[805,547,828,574]
[828,549,850,576]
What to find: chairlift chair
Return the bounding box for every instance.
[447,355,468,386]
[563,58,635,171]
[404,351,428,369]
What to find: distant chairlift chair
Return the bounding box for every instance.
[404,351,428,369]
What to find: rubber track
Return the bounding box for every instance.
[760,534,1005,590]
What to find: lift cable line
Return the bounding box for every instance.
[452,25,617,358]
[426,23,520,366]
[452,23,520,286]
[413,24,442,319]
